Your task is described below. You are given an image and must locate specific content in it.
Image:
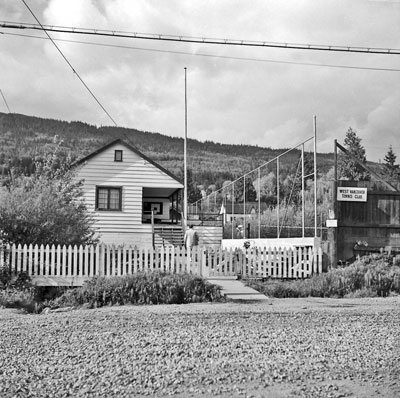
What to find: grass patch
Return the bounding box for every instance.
[1,270,224,313]
[45,272,224,310]
[246,254,400,298]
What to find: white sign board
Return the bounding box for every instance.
[337,187,367,202]
[326,219,338,227]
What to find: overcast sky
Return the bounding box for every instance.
[1,0,399,161]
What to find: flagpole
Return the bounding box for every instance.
[183,67,188,229]
[313,115,318,237]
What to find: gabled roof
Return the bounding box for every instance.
[74,139,183,185]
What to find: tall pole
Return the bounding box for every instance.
[183,67,188,229]
[313,115,318,237]
[301,143,305,237]
[243,175,246,239]
[258,167,261,239]
[277,157,280,238]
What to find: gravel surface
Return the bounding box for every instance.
[1,297,399,398]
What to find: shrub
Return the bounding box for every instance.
[246,254,400,298]
[47,272,224,309]
[0,264,40,312]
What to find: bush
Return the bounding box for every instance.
[47,272,224,309]
[0,264,40,312]
[246,254,400,298]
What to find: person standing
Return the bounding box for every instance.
[184,225,199,249]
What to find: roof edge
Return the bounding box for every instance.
[74,139,183,185]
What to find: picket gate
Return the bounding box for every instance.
[0,243,323,284]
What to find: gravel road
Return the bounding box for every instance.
[1,297,399,398]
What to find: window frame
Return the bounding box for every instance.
[114,150,123,162]
[143,201,163,215]
[95,186,122,211]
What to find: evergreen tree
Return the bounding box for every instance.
[338,127,370,181]
[383,145,398,179]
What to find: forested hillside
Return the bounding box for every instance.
[0,112,334,189]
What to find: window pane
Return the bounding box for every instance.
[109,189,120,209]
[97,188,108,209]
[114,150,123,161]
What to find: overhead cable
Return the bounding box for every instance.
[19,3,118,127]
[1,21,400,55]
[4,32,400,73]
[0,88,19,132]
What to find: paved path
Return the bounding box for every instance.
[207,276,268,301]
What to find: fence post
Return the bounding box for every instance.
[97,245,104,276]
[201,247,209,278]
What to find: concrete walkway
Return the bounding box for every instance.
[207,276,268,301]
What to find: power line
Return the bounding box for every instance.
[1,21,400,55]
[0,88,20,132]
[19,2,118,127]
[0,89,13,115]
[4,31,400,73]
[0,88,26,152]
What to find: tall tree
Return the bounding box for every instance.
[233,176,257,202]
[338,127,370,181]
[0,144,97,246]
[186,168,202,204]
[383,145,398,179]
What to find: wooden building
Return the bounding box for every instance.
[336,180,400,261]
[75,139,184,247]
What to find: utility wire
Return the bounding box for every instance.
[1,21,400,55]
[0,88,26,152]
[0,89,13,115]
[19,2,118,127]
[0,88,20,133]
[4,31,400,73]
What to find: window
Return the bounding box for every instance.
[114,150,123,162]
[143,202,163,215]
[96,187,122,211]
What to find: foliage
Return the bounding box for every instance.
[47,272,224,309]
[0,256,39,312]
[233,176,257,202]
[0,112,334,192]
[176,167,202,203]
[0,140,97,246]
[246,254,400,298]
[338,127,370,181]
[383,145,399,180]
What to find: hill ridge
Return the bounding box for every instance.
[0,112,334,188]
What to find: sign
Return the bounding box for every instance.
[326,219,337,227]
[337,187,367,202]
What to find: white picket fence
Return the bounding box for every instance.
[0,243,323,283]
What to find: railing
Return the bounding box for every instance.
[187,213,223,227]
[0,243,322,282]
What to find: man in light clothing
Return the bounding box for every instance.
[184,225,199,249]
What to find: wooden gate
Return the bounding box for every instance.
[202,246,322,278]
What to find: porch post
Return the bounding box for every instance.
[151,210,155,248]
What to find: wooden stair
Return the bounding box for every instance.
[154,226,184,247]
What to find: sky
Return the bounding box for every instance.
[1,0,400,162]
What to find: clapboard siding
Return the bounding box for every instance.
[75,141,183,244]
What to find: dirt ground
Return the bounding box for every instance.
[1,297,399,398]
